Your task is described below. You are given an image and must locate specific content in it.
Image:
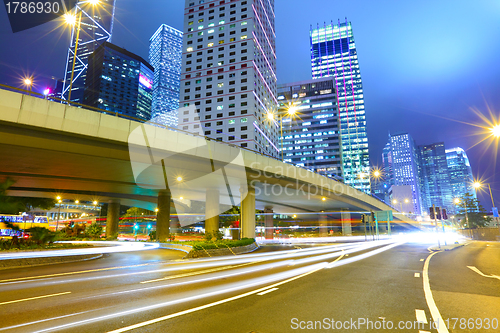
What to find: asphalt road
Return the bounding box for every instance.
[0,239,498,332]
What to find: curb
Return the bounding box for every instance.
[428,241,470,252]
[0,253,104,270]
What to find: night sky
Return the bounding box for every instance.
[0,0,499,210]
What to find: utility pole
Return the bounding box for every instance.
[433,204,440,249]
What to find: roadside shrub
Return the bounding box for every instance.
[85,223,103,238]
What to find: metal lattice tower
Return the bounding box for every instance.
[62,0,116,103]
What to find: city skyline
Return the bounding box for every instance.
[0,0,498,210]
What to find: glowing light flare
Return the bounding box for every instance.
[63,12,77,26]
[491,124,500,138]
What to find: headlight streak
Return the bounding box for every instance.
[2,242,370,287]
[326,242,405,268]
[0,241,159,260]
[0,310,95,332]
[20,241,401,332]
[30,263,329,333]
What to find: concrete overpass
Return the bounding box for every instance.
[0,89,409,240]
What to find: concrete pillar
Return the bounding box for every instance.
[156,191,171,242]
[264,207,274,240]
[341,209,352,236]
[319,213,328,237]
[205,189,220,236]
[240,185,256,239]
[106,199,120,239]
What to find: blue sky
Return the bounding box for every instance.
[0,0,499,209]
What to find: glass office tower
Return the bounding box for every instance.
[310,20,370,193]
[277,78,343,180]
[84,42,154,121]
[418,142,453,214]
[387,133,422,215]
[62,0,116,103]
[149,24,183,127]
[446,147,477,212]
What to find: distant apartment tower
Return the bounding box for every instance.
[277,78,342,179]
[372,141,393,202]
[446,147,477,205]
[62,0,116,103]
[418,143,453,214]
[310,20,370,193]
[179,0,278,156]
[84,42,154,121]
[387,133,422,215]
[149,24,183,127]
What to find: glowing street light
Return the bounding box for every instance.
[55,196,63,231]
[23,77,33,95]
[472,181,496,209]
[454,198,469,228]
[176,176,183,182]
[269,104,300,161]
[491,124,500,138]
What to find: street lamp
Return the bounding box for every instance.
[269,104,298,161]
[23,77,33,95]
[490,124,500,138]
[454,198,469,228]
[473,181,496,209]
[55,197,62,231]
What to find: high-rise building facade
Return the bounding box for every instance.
[277,78,342,180]
[418,143,453,214]
[387,133,422,214]
[310,20,370,193]
[62,0,116,103]
[149,24,183,127]
[446,147,477,209]
[179,0,278,156]
[84,42,154,121]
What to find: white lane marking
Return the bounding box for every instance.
[419,331,431,333]
[257,287,278,296]
[420,259,425,262]
[467,266,500,280]
[423,251,449,333]
[0,291,71,306]
[415,309,428,323]
[140,262,254,284]
[415,273,421,278]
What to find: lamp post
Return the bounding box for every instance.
[64,1,101,103]
[268,105,297,161]
[55,196,62,231]
[473,181,496,210]
[454,198,469,229]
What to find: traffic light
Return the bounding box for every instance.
[435,207,442,220]
[429,207,435,220]
[147,224,152,229]
[371,211,376,222]
[134,224,139,230]
[442,208,448,220]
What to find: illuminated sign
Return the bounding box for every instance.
[139,74,152,89]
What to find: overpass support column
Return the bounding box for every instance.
[264,207,274,240]
[240,185,256,239]
[341,209,352,236]
[156,191,171,242]
[106,199,120,239]
[205,189,220,236]
[319,213,328,237]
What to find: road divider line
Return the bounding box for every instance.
[257,288,278,296]
[467,266,500,280]
[415,309,428,323]
[420,259,424,262]
[415,273,421,278]
[423,251,449,333]
[140,262,255,284]
[0,291,71,306]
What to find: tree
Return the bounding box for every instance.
[0,178,56,214]
[85,222,103,238]
[455,192,492,229]
[122,207,153,218]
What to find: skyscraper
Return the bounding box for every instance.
[418,143,453,214]
[62,0,116,103]
[149,24,183,127]
[84,42,154,121]
[446,147,477,210]
[310,20,370,193]
[179,0,278,156]
[277,78,342,180]
[387,133,422,215]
